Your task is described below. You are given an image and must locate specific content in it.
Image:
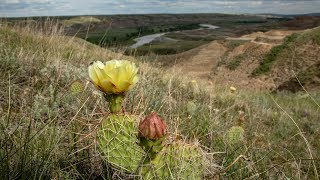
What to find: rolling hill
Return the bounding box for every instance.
[163,27,320,92]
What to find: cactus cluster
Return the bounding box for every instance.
[226,126,244,145]
[226,111,245,145]
[187,101,197,116]
[88,60,205,179]
[140,141,203,180]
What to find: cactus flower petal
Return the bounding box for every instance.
[88,60,139,94]
[101,80,116,94]
[118,81,132,93]
[88,65,99,86]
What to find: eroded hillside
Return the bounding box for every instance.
[165,27,320,92]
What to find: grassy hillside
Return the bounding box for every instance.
[164,27,320,92]
[252,27,320,91]
[0,23,320,179]
[252,28,320,76]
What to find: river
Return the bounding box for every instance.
[199,24,220,29]
[129,24,220,48]
[130,33,166,48]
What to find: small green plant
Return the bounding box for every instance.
[226,54,244,70]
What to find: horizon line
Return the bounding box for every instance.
[1,12,320,19]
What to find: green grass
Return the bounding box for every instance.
[226,54,245,70]
[1,22,320,179]
[297,27,320,45]
[165,32,218,41]
[224,40,246,50]
[125,40,208,56]
[252,33,299,76]
[82,28,139,46]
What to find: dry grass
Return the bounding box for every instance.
[0,20,319,179]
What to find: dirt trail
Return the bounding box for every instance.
[226,37,280,46]
[226,30,301,46]
[172,41,227,78]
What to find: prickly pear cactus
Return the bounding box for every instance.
[186,101,197,116]
[98,114,144,173]
[140,141,204,180]
[226,126,244,145]
[70,80,83,95]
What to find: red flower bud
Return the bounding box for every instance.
[138,112,167,140]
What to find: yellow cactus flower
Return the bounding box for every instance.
[230,86,237,93]
[88,60,139,94]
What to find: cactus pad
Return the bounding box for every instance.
[187,101,197,116]
[140,141,204,179]
[70,80,83,94]
[226,126,244,145]
[98,114,144,173]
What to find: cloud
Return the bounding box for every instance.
[2,0,20,4]
[1,0,49,4]
[0,0,319,17]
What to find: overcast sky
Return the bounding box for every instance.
[0,0,319,17]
